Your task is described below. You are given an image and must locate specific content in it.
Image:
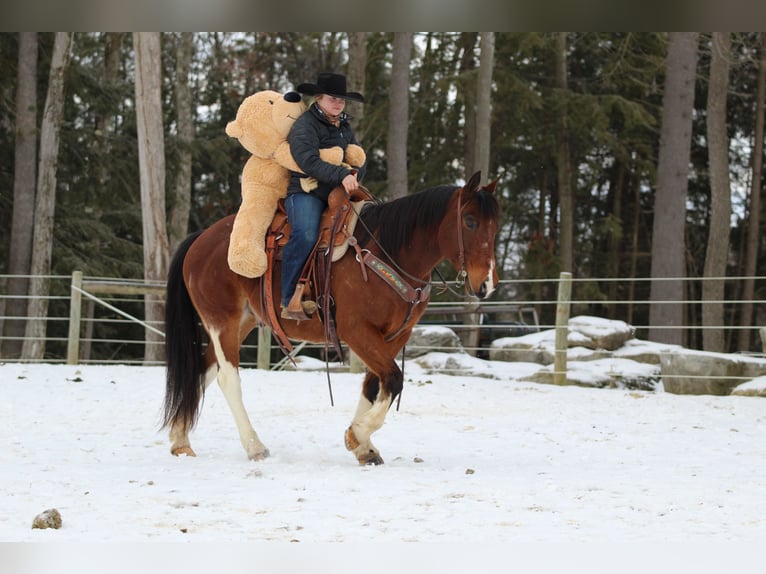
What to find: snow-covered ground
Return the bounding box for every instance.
[2,348,765,552]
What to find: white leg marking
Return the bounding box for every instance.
[209,328,268,460]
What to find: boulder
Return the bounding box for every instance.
[731,376,766,398]
[404,326,463,358]
[660,350,766,395]
[568,316,634,350]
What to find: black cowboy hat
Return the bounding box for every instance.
[296,72,365,103]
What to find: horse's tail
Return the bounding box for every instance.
[162,230,206,431]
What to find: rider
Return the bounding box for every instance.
[280,72,367,320]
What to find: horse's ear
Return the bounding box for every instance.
[483,178,499,194]
[465,171,482,192]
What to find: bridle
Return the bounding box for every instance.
[352,185,482,302]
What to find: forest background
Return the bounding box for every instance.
[0,32,764,363]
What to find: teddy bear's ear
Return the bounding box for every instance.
[284,91,301,103]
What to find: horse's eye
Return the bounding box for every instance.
[464,214,478,231]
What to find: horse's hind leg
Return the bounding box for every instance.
[209,327,269,461]
[169,361,218,457]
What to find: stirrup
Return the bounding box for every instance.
[283,284,315,321]
[280,300,316,321]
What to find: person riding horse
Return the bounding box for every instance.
[280,72,367,321]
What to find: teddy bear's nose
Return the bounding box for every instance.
[284,91,301,103]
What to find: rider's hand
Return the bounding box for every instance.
[341,172,358,194]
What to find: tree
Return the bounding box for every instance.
[346,32,367,142]
[554,32,574,274]
[21,32,73,360]
[134,32,169,363]
[386,32,412,199]
[168,32,194,253]
[2,32,37,359]
[738,32,766,351]
[702,32,732,353]
[473,32,494,184]
[649,33,699,345]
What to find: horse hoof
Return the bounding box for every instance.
[171,446,196,457]
[357,450,384,466]
[248,447,270,461]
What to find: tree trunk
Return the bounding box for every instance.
[134,32,170,364]
[21,32,73,360]
[346,32,367,141]
[738,32,766,351]
[702,32,731,353]
[473,32,494,184]
[387,32,412,200]
[460,33,478,179]
[648,32,699,345]
[554,32,574,273]
[168,32,194,253]
[96,32,124,187]
[2,32,38,359]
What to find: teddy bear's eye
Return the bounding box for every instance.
[268,99,274,105]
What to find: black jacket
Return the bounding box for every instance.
[287,103,366,202]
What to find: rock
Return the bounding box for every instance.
[731,376,766,397]
[522,358,660,391]
[568,316,634,351]
[32,508,62,530]
[405,326,463,358]
[660,351,766,396]
[489,316,634,364]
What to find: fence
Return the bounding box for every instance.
[0,271,764,375]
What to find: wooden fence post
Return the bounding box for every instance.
[257,325,272,370]
[554,271,572,385]
[66,270,83,365]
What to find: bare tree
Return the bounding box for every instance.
[473,32,495,184]
[386,32,412,200]
[649,33,699,345]
[2,32,38,359]
[168,32,194,253]
[346,32,367,142]
[21,32,73,360]
[95,32,124,187]
[702,32,732,352]
[554,32,574,273]
[134,32,170,364]
[738,32,766,351]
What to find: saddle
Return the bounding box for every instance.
[262,186,375,358]
[270,186,373,263]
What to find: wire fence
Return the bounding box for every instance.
[0,272,764,379]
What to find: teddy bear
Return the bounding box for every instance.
[225,89,366,278]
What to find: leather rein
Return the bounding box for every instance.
[348,185,475,342]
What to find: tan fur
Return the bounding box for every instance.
[225,90,366,278]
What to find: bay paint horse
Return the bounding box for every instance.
[162,171,500,465]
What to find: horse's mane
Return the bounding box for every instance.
[357,184,500,257]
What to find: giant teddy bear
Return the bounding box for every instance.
[225,90,366,278]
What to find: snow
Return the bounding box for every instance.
[2,325,766,570]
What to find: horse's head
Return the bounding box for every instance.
[442,171,501,299]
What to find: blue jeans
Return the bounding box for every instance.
[281,192,326,307]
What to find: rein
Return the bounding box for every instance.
[350,185,476,302]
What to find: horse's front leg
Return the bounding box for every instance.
[344,366,403,465]
[210,329,269,461]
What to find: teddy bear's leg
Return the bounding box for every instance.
[228,209,269,278]
[228,191,283,278]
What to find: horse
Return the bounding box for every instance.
[162,171,500,465]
